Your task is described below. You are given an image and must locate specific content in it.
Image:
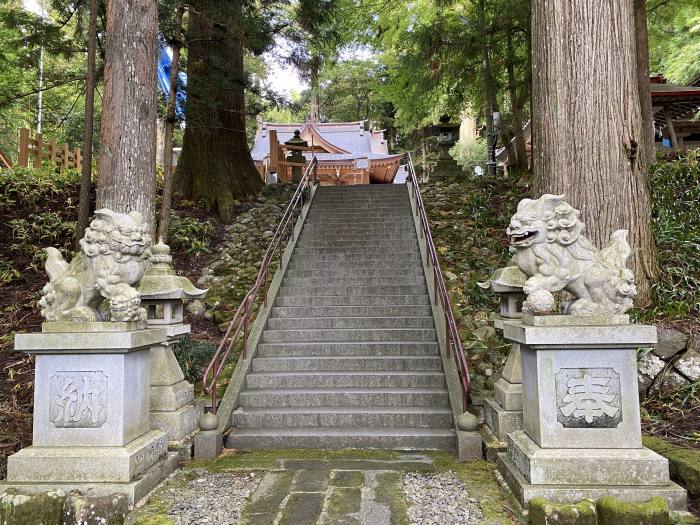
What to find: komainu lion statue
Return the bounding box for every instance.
[39,209,152,322]
[506,194,637,315]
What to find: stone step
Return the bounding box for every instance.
[284,268,424,278]
[311,200,409,207]
[269,305,433,318]
[281,276,425,288]
[298,233,416,242]
[291,248,420,257]
[288,253,421,263]
[301,225,416,232]
[238,387,450,408]
[294,241,418,250]
[256,341,439,357]
[287,260,423,270]
[274,295,431,307]
[306,213,412,220]
[261,327,437,343]
[226,427,455,450]
[232,406,453,429]
[251,355,442,372]
[277,285,428,297]
[266,316,434,330]
[245,371,446,389]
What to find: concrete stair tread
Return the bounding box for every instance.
[246,371,444,378]
[240,387,448,394]
[234,406,452,415]
[228,427,454,437]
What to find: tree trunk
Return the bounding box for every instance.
[532,0,657,305]
[74,0,98,249]
[174,0,263,220]
[478,0,497,176]
[97,0,158,233]
[310,55,321,121]
[157,3,184,243]
[634,0,655,167]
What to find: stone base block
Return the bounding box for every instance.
[194,430,222,459]
[6,430,167,483]
[0,451,179,506]
[150,380,193,412]
[150,404,198,442]
[483,397,522,442]
[493,378,522,411]
[456,430,482,460]
[480,425,505,463]
[497,453,687,511]
[169,433,195,462]
[507,431,671,485]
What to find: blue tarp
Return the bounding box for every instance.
[157,34,187,121]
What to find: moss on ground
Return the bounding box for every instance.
[528,498,597,525]
[644,436,700,496]
[374,471,410,525]
[597,496,670,525]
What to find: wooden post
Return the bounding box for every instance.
[663,106,679,151]
[60,143,69,171]
[74,148,82,171]
[269,130,278,175]
[33,133,44,168]
[18,128,30,167]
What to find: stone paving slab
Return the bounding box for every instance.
[126,450,517,525]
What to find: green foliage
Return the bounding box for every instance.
[648,0,700,84]
[172,335,217,385]
[169,211,215,255]
[637,154,700,320]
[0,166,80,284]
[450,138,487,174]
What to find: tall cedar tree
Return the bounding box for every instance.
[532,0,657,305]
[174,0,270,220]
[97,0,158,232]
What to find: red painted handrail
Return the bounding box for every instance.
[405,153,471,411]
[202,157,318,414]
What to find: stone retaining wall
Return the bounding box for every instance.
[637,328,699,397]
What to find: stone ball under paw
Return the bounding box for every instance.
[526,289,555,314]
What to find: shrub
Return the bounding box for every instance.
[450,138,487,175]
[169,211,215,255]
[641,153,700,320]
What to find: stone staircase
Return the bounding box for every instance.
[227,184,455,450]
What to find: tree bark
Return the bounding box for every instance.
[532,0,657,305]
[174,0,263,220]
[478,0,497,176]
[634,0,655,167]
[157,3,184,243]
[74,0,98,249]
[310,55,321,121]
[97,0,158,233]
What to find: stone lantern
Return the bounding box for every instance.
[137,240,207,450]
[479,265,528,447]
[284,130,308,183]
[432,115,463,179]
[478,265,527,329]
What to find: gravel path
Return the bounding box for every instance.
[404,471,485,525]
[164,469,259,525]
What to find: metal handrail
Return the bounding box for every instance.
[202,157,318,414]
[405,153,471,411]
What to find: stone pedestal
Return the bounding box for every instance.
[484,343,523,443]
[497,318,687,510]
[149,324,200,444]
[1,325,179,505]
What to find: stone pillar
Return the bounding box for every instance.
[497,315,687,510]
[2,323,178,505]
[148,325,200,448]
